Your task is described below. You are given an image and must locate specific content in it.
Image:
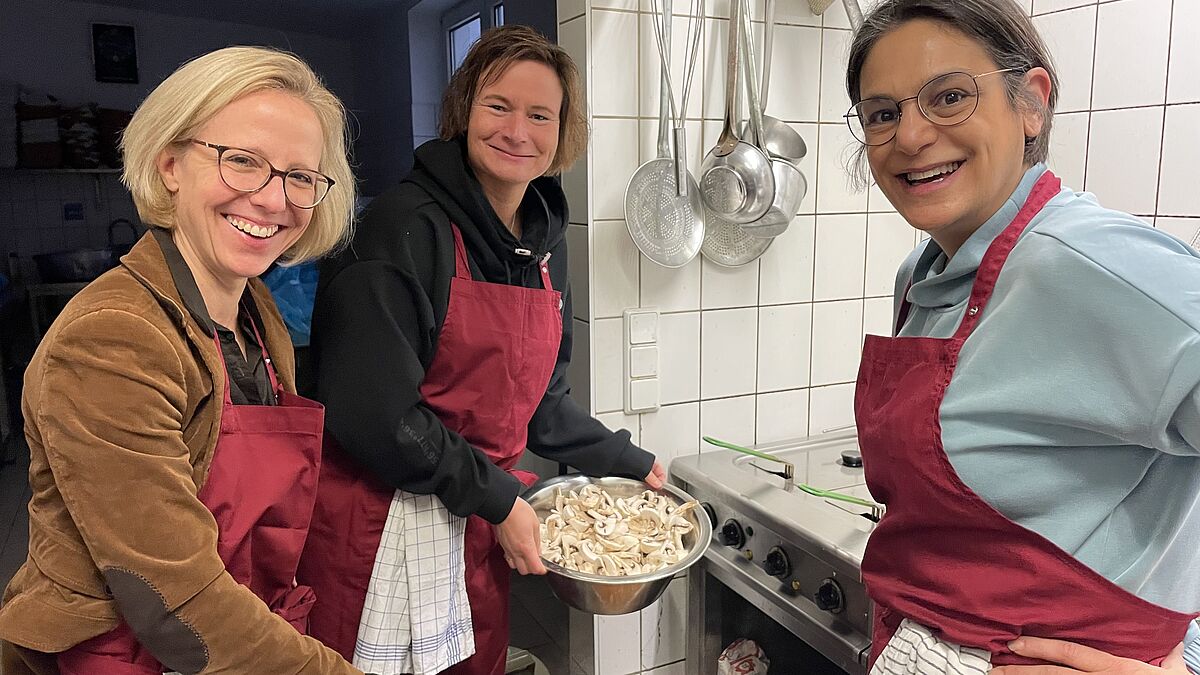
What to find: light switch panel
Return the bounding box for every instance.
[629,345,658,378]
[626,378,659,413]
[625,309,658,345]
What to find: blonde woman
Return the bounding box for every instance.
[0,46,364,674]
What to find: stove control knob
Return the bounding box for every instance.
[763,546,790,579]
[719,519,745,549]
[700,502,718,528]
[814,578,845,614]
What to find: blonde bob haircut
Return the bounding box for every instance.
[438,25,587,176]
[121,46,356,263]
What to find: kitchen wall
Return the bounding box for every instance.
[557,0,1200,673]
[0,0,361,261]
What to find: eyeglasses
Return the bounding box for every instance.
[188,139,335,209]
[844,69,1018,147]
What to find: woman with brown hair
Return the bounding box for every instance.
[842,0,1199,673]
[297,25,665,675]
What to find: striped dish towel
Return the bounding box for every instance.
[1184,619,1199,674]
[353,491,475,675]
[870,619,991,675]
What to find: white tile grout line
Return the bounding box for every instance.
[1081,0,1100,192]
[807,25,830,436]
[1153,0,1175,220]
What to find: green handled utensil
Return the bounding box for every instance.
[702,436,882,511]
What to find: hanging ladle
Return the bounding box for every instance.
[740,0,807,164]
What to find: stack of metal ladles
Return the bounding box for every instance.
[625,0,809,269]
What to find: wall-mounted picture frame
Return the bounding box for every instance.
[91,23,139,84]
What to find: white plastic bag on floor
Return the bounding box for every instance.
[718,638,769,674]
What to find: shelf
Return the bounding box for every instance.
[0,167,121,174]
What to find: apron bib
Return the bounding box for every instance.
[301,223,562,675]
[58,319,325,674]
[853,171,1199,671]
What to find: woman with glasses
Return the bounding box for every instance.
[0,47,365,674]
[295,25,665,675]
[844,1,1200,674]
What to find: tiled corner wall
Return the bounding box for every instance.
[0,172,141,263]
[556,0,1199,673]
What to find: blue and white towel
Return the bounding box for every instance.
[353,491,475,675]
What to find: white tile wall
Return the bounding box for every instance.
[564,1,1200,671]
[699,394,757,446]
[640,577,687,670]
[1046,111,1090,192]
[594,612,643,675]
[1167,0,1200,104]
[1085,106,1164,216]
[816,124,868,212]
[658,311,702,404]
[809,299,863,386]
[593,10,641,117]
[813,213,867,300]
[756,303,812,392]
[755,388,811,442]
[1157,103,1200,217]
[1091,0,1171,110]
[865,212,917,297]
[1032,0,1092,14]
[591,219,641,317]
[759,214,815,305]
[1032,5,1096,113]
[700,307,758,397]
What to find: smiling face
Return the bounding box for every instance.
[157,88,323,290]
[466,59,563,195]
[860,19,1046,254]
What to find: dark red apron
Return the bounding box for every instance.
[300,223,562,675]
[58,319,325,674]
[854,170,1199,670]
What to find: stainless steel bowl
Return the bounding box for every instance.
[522,475,712,615]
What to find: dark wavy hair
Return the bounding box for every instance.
[438,25,588,176]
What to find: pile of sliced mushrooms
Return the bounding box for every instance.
[539,484,699,577]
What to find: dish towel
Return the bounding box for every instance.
[353,491,475,675]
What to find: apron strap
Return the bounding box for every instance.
[538,253,554,293]
[240,302,282,394]
[449,221,557,293]
[211,333,235,407]
[450,223,472,280]
[895,281,914,335]
[953,172,1061,341]
[212,306,283,405]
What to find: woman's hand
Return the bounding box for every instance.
[644,461,667,489]
[495,497,547,576]
[989,638,1188,675]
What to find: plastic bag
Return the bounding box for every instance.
[718,638,770,675]
[262,262,318,346]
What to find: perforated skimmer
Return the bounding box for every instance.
[623,0,707,268]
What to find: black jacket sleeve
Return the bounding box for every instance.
[525,237,655,480]
[312,253,521,525]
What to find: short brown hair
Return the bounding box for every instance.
[845,0,1059,189]
[121,46,356,263]
[438,25,587,175]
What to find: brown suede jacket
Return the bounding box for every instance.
[0,231,360,674]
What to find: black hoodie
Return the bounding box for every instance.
[310,138,654,524]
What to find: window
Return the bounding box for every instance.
[493,3,504,25]
[448,15,481,74]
